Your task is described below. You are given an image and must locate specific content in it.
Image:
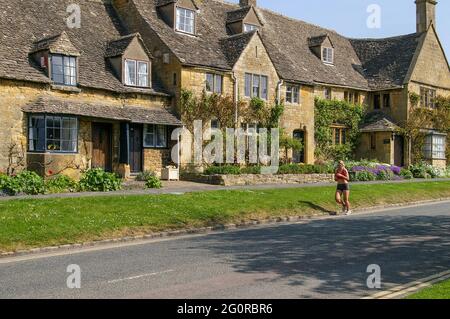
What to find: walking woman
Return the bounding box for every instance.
[335,161,352,215]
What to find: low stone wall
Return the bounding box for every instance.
[183,173,335,187]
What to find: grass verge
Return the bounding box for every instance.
[406,279,450,299]
[0,181,449,252]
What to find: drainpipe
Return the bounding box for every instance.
[232,72,239,127]
[276,79,284,105]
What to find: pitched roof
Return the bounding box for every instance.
[31,32,81,56]
[220,31,257,66]
[23,96,182,126]
[131,0,370,88]
[105,33,152,58]
[226,6,252,24]
[350,33,424,90]
[308,34,329,47]
[0,0,166,95]
[360,111,400,132]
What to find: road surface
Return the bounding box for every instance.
[1,201,449,299]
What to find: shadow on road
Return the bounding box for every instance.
[187,213,450,298]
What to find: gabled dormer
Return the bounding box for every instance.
[156,0,199,35]
[106,33,153,88]
[30,31,81,86]
[308,34,335,65]
[227,0,263,35]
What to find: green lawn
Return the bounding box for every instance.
[407,279,450,299]
[0,181,449,252]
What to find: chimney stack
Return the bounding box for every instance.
[416,0,437,33]
[239,0,257,7]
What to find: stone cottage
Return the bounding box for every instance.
[111,0,449,167]
[0,0,182,179]
[0,0,448,179]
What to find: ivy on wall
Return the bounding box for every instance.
[314,97,364,161]
[401,95,450,164]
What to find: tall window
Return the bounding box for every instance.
[176,7,195,34]
[28,115,78,153]
[344,91,360,104]
[332,126,347,145]
[322,47,334,64]
[286,85,300,104]
[324,87,332,100]
[143,124,167,148]
[374,94,381,109]
[423,134,446,159]
[383,93,391,108]
[244,73,268,100]
[205,73,223,94]
[420,87,437,108]
[51,55,77,86]
[244,24,258,32]
[125,60,149,87]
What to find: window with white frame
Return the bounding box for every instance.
[244,73,268,99]
[286,85,300,104]
[322,47,334,64]
[423,134,446,159]
[143,124,167,148]
[28,115,78,153]
[205,73,223,94]
[51,55,77,86]
[125,60,149,87]
[176,7,195,34]
[244,24,259,32]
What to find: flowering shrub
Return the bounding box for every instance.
[350,164,399,181]
[400,169,414,180]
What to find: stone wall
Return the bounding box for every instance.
[184,173,334,187]
[0,78,172,178]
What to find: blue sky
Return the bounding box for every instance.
[228,0,450,57]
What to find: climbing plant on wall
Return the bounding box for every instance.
[314,97,364,161]
[180,89,285,131]
[400,95,450,164]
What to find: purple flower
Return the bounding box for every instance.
[390,166,401,175]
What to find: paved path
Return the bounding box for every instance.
[1,178,449,201]
[1,201,449,299]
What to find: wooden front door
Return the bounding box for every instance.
[92,123,112,172]
[129,124,143,173]
[394,135,405,167]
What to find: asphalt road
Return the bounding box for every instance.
[1,201,449,299]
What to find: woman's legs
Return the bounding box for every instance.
[343,190,351,212]
[335,190,343,205]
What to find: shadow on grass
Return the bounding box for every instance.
[297,201,335,214]
[187,205,450,298]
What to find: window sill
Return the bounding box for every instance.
[27,151,79,155]
[51,84,81,93]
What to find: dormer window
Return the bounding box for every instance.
[50,55,77,86]
[176,7,195,34]
[322,47,334,64]
[125,59,149,87]
[244,23,259,32]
